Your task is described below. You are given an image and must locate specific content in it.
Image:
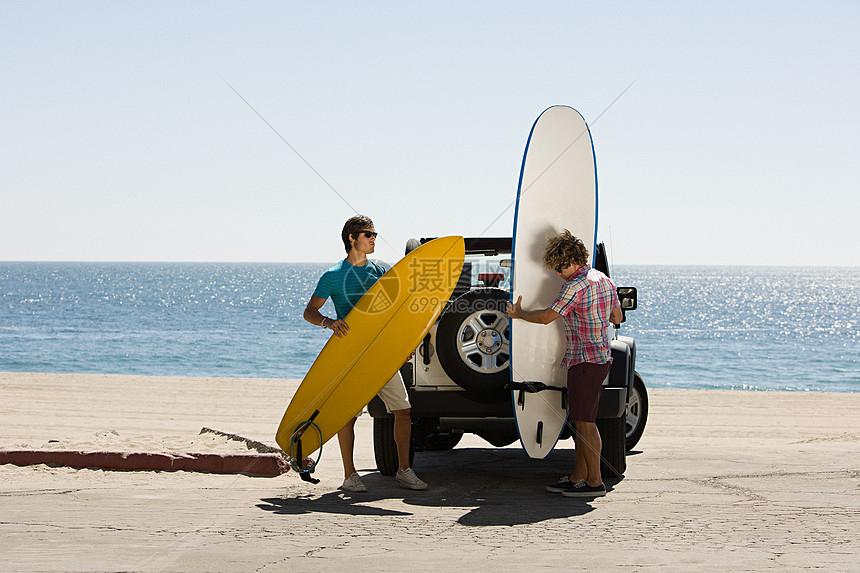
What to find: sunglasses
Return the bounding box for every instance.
[358,230,378,238]
[555,263,568,274]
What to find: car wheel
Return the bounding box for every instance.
[373,417,414,476]
[625,372,648,451]
[435,289,510,403]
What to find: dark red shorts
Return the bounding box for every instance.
[567,362,612,423]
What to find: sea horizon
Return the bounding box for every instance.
[2,260,859,269]
[1,262,857,393]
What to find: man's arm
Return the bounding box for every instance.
[506,296,562,325]
[304,295,350,338]
[610,305,623,327]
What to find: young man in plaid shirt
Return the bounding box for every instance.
[507,230,622,497]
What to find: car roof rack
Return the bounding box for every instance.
[420,237,512,255]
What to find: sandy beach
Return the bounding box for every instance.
[1,371,858,572]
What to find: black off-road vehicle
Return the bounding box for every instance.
[369,237,648,478]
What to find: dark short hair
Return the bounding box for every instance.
[341,215,375,253]
[542,229,589,270]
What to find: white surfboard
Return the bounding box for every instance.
[511,105,598,458]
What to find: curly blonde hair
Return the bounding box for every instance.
[542,229,589,271]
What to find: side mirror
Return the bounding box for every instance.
[617,287,637,311]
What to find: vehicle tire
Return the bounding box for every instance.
[405,238,421,255]
[423,432,463,451]
[597,414,627,478]
[373,417,414,476]
[435,289,510,403]
[625,372,648,451]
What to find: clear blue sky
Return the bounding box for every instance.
[2,1,858,266]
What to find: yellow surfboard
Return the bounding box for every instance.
[275,236,465,462]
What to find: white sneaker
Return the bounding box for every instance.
[395,468,428,490]
[340,472,367,492]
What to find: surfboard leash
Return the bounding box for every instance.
[507,381,567,410]
[289,410,322,484]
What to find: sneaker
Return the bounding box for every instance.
[340,472,367,493]
[546,477,585,493]
[561,481,607,498]
[395,468,428,490]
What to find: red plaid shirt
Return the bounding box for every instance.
[550,265,619,368]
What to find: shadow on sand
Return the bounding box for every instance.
[258,446,621,526]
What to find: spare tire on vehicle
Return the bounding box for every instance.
[435,289,511,403]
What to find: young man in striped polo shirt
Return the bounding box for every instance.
[507,230,622,497]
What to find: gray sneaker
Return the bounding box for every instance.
[340,472,367,493]
[395,468,428,490]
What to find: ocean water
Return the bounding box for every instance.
[614,265,859,392]
[1,262,857,392]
